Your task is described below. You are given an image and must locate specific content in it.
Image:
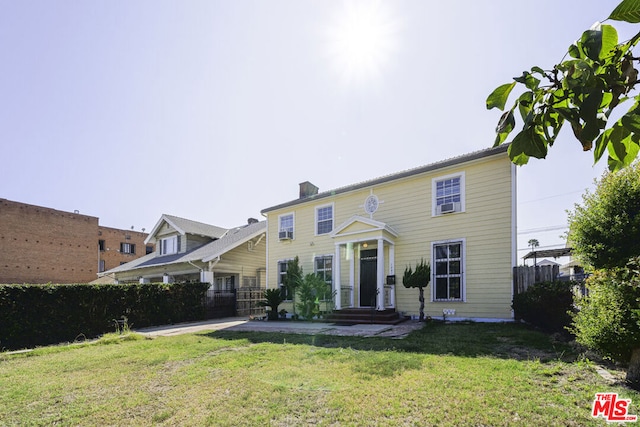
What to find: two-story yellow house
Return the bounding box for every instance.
[261,145,516,322]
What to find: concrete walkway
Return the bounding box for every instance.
[136,317,424,339]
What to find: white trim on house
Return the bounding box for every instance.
[431,171,466,217]
[431,237,466,302]
[278,212,295,241]
[510,162,517,317]
[330,215,399,240]
[329,216,399,311]
[314,202,335,236]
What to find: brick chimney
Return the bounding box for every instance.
[299,181,319,199]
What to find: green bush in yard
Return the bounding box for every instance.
[512,281,576,334]
[0,282,209,351]
[571,259,640,388]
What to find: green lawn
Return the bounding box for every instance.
[0,322,637,426]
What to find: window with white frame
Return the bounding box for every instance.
[120,243,136,254]
[433,240,464,301]
[316,204,333,235]
[432,173,465,215]
[314,255,333,300]
[278,214,294,240]
[278,260,293,300]
[160,236,179,255]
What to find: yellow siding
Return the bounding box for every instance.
[265,152,514,320]
[213,238,267,285]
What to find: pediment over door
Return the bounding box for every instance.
[330,215,399,244]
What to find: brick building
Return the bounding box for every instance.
[0,198,152,284]
[98,226,154,276]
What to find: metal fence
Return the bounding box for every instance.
[204,289,237,319]
[203,287,266,319]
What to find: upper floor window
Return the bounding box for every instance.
[160,236,179,255]
[278,213,294,240]
[433,240,464,302]
[316,204,333,235]
[98,240,105,251]
[146,245,154,254]
[432,172,465,215]
[120,243,136,254]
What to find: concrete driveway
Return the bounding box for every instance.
[135,317,424,338]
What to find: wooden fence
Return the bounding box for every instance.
[513,265,560,295]
[236,287,266,318]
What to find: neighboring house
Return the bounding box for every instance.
[535,259,560,267]
[0,198,151,284]
[261,145,516,321]
[99,214,267,289]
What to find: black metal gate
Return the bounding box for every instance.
[203,287,265,319]
[204,289,237,319]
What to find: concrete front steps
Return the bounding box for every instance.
[326,308,408,325]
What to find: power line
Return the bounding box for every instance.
[517,244,568,252]
[518,189,586,205]
[517,225,567,235]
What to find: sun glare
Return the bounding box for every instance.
[326,1,400,87]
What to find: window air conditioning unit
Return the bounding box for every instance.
[438,202,460,214]
[279,230,293,240]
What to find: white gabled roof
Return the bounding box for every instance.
[330,215,399,239]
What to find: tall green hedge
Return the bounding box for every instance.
[512,281,576,334]
[0,282,210,351]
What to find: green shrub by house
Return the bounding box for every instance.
[0,282,209,351]
[511,281,576,334]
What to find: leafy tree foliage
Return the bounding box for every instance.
[282,256,303,317]
[567,161,640,269]
[487,0,640,171]
[571,257,640,387]
[296,273,329,320]
[402,259,431,321]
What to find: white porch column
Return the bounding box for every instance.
[349,244,355,307]
[377,238,385,310]
[334,243,342,310]
[389,244,395,308]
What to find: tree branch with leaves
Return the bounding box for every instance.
[487,0,640,171]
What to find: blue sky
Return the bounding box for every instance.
[0,1,630,263]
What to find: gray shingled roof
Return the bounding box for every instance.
[261,144,509,213]
[100,220,266,275]
[161,214,228,238]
